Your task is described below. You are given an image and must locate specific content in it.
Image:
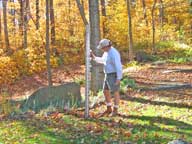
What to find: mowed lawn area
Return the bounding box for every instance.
[0,88,191,144]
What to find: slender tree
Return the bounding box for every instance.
[126,0,134,60]
[50,0,55,44]
[151,0,157,54]
[3,0,11,54]
[141,0,148,26]
[10,0,16,47]
[23,0,29,49]
[190,0,192,13]
[75,0,88,25]
[36,0,40,29]
[19,0,24,35]
[159,0,164,40]
[68,0,73,36]
[50,0,57,55]
[159,0,164,27]
[0,8,2,45]
[172,1,177,24]
[100,0,107,37]
[190,0,192,33]
[46,0,52,86]
[100,0,106,18]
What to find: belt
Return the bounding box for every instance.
[106,72,116,75]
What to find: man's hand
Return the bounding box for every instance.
[115,80,121,85]
[90,51,95,59]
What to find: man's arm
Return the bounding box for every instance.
[91,51,106,64]
[113,52,123,84]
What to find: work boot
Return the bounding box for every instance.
[110,107,118,116]
[106,106,112,114]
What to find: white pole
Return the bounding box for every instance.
[85,24,90,118]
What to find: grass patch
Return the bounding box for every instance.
[1,89,191,144]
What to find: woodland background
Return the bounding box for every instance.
[0,0,191,87]
[0,1,192,143]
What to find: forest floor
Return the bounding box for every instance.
[4,62,192,99]
[0,62,192,144]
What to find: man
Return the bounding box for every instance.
[91,39,123,116]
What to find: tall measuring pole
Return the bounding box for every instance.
[85,24,91,119]
[75,0,90,119]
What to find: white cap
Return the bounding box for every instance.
[97,39,111,49]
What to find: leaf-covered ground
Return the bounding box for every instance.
[0,91,191,144]
[0,63,192,144]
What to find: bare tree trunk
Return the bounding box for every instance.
[159,0,164,27]
[19,0,24,35]
[50,0,55,46]
[68,0,74,36]
[3,0,11,54]
[75,0,88,60]
[0,10,2,45]
[50,0,57,55]
[172,2,177,25]
[100,0,106,16]
[127,0,134,61]
[89,0,103,93]
[151,0,157,54]
[23,0,29,49]
[75,0,88,25]
[141,0,148,26]
[36,0,40,30]
[46,0,52,86]
[190,1,192,34]
[12,0,17,47]
[159,0,164,40]
[75,0,88,56]
[100,0,107,37]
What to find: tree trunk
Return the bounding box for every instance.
[36,0,40,30]
[159,0,164,40]
[100,0,107,37]
[23,0,29,49]
[50,0,55,46]
[46,0,52,86]
[68,0,74,37]
[3,0,11,54]
[0,9,2,45]
[75,0,88,25]
[19,0,24,35]
[89,0,103,93]
[141,0,148,26]
[159,0,164,27]
[127,0,134,61]
[190,1,192,34]
[11,0,17,48]
[151,0,157,55]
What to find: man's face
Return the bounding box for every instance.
[101,46,110,52]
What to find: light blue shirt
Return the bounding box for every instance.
[94,47,123,80]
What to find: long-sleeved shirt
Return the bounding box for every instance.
[94,47,123,80]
